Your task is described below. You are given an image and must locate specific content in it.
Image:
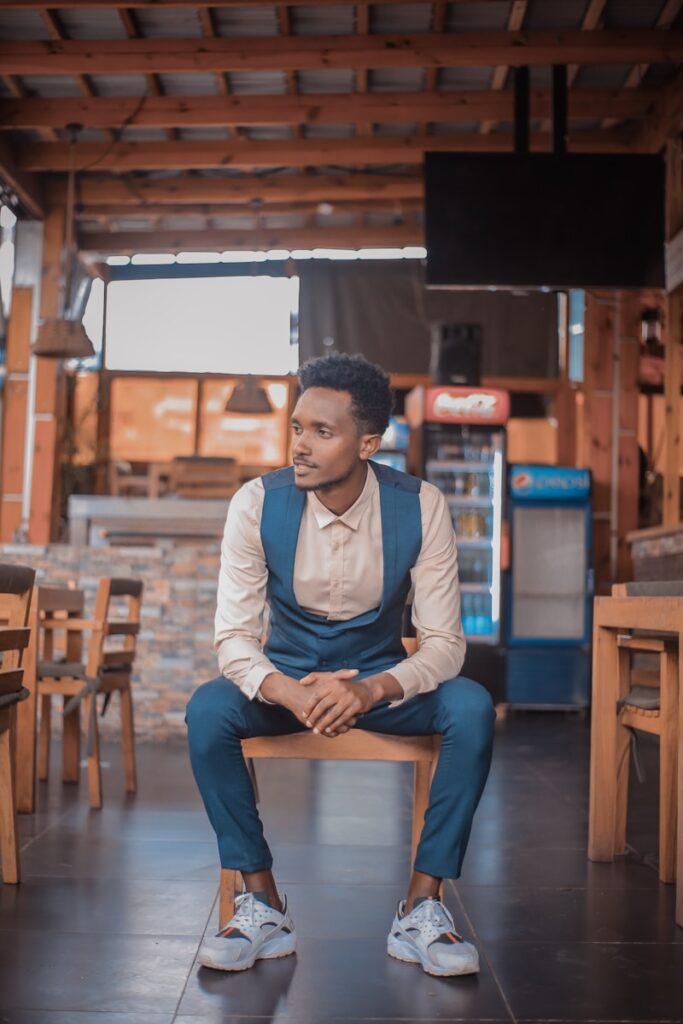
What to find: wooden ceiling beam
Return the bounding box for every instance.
[1,89,659,131]
[637,66,683,152]
[0,0,499,7]
[77,223,423,253]
[72,198,421,218]
[480,0,527,135]
[20,128,638,172]
[55,171,424,205]
[2,32,682,76]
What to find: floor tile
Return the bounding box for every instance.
[0,1013,172,1023]
[178,936,510,1021]
[0,930,197,1013]
[17,834,219,881]
[455,882,682,945]
[486,939,683,1021]
[0,876,216,936]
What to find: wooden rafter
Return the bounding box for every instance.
[50,171,424,205]
[480,0,527,136]
[39,8,116,143]
[1,89,659,131]
[73,198,422,218]
[117,7,177,141]
[0,0,462,7]
[77,223,423,253]
[19,128,638,173]
[602,0,683,128]
[3,32,682,76]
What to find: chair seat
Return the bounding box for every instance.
[242,730,438,762]
[620,684,661,712]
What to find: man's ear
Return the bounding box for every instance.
[359,434,382,461]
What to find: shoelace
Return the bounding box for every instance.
[411,899,457,936]
[219,892,264,937]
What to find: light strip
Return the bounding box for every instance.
[490,447,503,628]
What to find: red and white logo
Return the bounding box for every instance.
[425,387,510,425]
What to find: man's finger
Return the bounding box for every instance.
[299,673,319,687]
[318,698,361,734]
[306,694,340,729]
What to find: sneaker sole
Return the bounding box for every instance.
[387,938,479,978]
[198,932,297,972]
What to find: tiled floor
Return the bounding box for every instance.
[1,713,682,1023]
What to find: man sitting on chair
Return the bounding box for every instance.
[186,353,495,977]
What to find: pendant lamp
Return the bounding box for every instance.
[33,124,95,359]
[224,376,274,415]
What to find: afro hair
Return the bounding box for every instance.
[298,353,393,436]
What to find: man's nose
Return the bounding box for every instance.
[292,432,311,454]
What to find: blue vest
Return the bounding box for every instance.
[260,461,422,679]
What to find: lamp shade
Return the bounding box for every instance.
[224,377,274,415]
[33,318,95,359]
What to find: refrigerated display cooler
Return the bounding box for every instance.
[506,464,593,708]
[406,385,510,700]
[371,415,410,473]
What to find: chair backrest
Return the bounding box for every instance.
[88,577,143,679]
[0,564,35,699]
[612,581,683,598]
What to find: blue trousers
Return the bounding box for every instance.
[186,675,495,881]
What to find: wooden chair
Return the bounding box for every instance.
[171,456,240,499]
[36,577,143,810]
[218,637,441,927]
[0,564,35,883]
[589,581,681,886]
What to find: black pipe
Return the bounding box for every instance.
[552,64,568,156]
[513,66,530,155]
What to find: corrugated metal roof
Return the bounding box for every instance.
[371,4,434,33]
[156,73,222,97]
[369,69,425,92]
[298,70,357,94]
[119,126,170,142]
[56,8,127,40]
[438,67,496,89]
[212,6,280,37]
[523,0,590,30]
[289,5,356,36]
[228,71,289,96]
[431,121,485,134]
[374,123,419,136]
[303,124,356,138]
[88,74,148,98]
[247,125,296,139]
[605,0,670,30]
[177,127,231,141]
[575,64,634,88]
[0,10,49,39]
[131,7,202,39]
[19,75,83,98]
[446,2,512,32]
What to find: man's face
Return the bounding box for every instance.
[290,387,377,492]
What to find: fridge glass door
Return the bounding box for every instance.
[511,504,587,640]
[424,426,503,643]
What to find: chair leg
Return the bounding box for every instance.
[37,694,52,782]
[62,698,81,785]
[14,676,37,815]
[0,708,20,883]
[411,761,431,867]
[614,648,632,856]
[84,694,103,810]
[659,650,678,884]
[119,686,137,794]
[588,622,622,862]
[219,868,242,929]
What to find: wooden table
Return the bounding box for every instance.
[588,594,683,928]
[15,585,85,814]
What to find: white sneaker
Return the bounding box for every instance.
[198,891,296,972]
[387,897,479,977]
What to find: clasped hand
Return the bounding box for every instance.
[298,668,374,738]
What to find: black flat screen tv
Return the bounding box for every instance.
[424,152,665,289]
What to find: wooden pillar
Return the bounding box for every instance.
[0,288,33,541]
[28,205,67,543]
[583,290,640,592]
[664,139,683,526]
[556,290,577,466]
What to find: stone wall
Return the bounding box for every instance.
[0,541,222,741]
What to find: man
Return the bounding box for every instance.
[186,353,495,978]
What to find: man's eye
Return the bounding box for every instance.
[319,430,332,438]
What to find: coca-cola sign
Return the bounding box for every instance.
[425,387,510,425]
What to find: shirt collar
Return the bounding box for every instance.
[307,464,378,531]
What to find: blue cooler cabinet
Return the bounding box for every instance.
[506,465,593,708]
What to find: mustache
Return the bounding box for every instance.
[293,459,317,468]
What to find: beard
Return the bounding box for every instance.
[294,463,356,492]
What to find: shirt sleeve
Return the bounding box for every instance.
[385,482,466,705]
[214,478,280,700]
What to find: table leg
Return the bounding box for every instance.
[588,620,621,862]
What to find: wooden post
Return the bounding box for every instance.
[0,288,33,541]
[664,139,683,527]
[29,205,67,543]
[616,292,641,581]
[556,291,577,467]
